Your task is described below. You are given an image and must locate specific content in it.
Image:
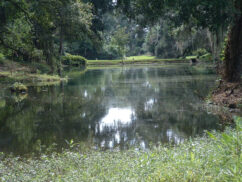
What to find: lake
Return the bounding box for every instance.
[0,63,221,155]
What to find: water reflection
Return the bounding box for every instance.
[0,64,221,154]
[100,107,135,131]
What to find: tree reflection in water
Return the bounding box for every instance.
[0,64,220,154]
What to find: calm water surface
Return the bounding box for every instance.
[0,64,221,154]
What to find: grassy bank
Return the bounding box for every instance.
[87,54,212,66]
[1,118,241,182]
[87,57,188,66]
[0,60,67,87]
[0,71,65,86]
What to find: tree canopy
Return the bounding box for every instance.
[117,0,242,81]
[0,0,241,81]
[0,0,93,70]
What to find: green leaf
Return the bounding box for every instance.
[190,152,195,162]
[207,131,217,140]
[221,133,233,144]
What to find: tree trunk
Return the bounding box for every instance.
[206,29,213,52]
[59,26,64,55]
[223,13,242,82]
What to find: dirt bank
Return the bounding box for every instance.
[212,80,242,109]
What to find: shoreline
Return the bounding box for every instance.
[86,58,189,66]
[0,71,67,87]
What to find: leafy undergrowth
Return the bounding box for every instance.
[1,118,241,182]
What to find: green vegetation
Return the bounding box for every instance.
[0,53,5,64]
[118,0,242,82]
[110,27,130,59]
[126,55,156,60]
[185,50,212,62]
[192,48,209,58]
[87,58,188,66]
[1,0,241,81]
[0,71,65,86]
[28,62,52,74]
[0,58,66,86]
[185,54,212,62]
[0,0,93,71]
[87,56,189,66]
[0,99,6,108]
[86,54,215,66]
[62,54,87,66]
[1,117,241,181]
[10,82,28,93]
[0,1,241,181]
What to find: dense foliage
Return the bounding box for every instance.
[62,54,87,66]
[0,0,93,71]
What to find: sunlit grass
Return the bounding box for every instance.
[126,55,156,60]
[88,55,156,62]
[87,57,187,66]
[186,56,197,59]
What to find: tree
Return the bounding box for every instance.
[223,0,242,82]
[50,0,93,55]
[111,27,130,59]
[117,0,242,82]
[31,0,93,69]
[0,0,36,61]
[0,0,94,71]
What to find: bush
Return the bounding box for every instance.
[62,54,87,66]
[192,48,208,57]
[200,53,213,61]
[10,82,28,93]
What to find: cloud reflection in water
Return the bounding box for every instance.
[99,107,135,132]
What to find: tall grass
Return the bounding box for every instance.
[0,117,241,182]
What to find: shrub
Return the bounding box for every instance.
[200,53,212,61]
[62,54,87,66]
[192,48,208,57]
[10,82,28,93]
